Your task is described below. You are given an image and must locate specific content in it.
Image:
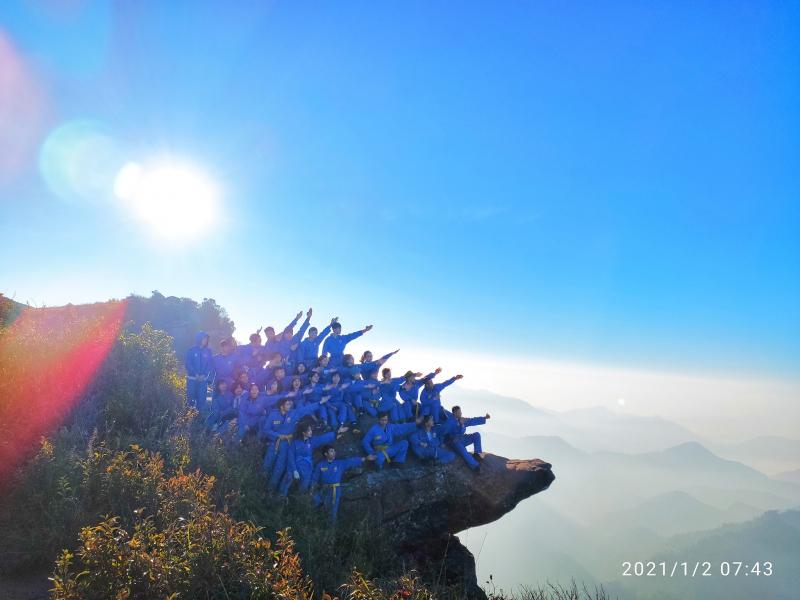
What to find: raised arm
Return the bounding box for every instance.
[285,310,303,332]
[292,309,312,343]
[435,375,461,391]
[343,324,373,344]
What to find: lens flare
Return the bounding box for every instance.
[0,300,126,488]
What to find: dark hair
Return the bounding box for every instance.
[249,383,260,393]
[249,333,260,342]
[317,356,327,366]
[331,322,342,330]
[330,371,341,381]
[360,351,371,363]
[309,326,318,335]
[320,444,335,455]
[290,376,302,388]
[381,367,391,377]
[279,396,292,409]
[233,382,245,395]
[422,414,434,426]
[295,363,307,374]
[294,420,314,438]
[214,379,228,395]
[378,412,390,420]
[452,405,461,413]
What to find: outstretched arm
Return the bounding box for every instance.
[292,309,312,343]
[285,311,303,332]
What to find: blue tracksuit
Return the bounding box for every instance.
[362,422,417,468]
[302,383,335,422]
[298,324,332,366]
[264,314,302,357]
[322,330,364,367]
[185,331,213,411]
[438,416,486,469]
[206,390,237,430]
[312,456,366,521]
[410,428,455,464]
[261,402,322,490]
[377,377,405,422]
[235,342,263,374]
[274,315,311,359]
[397,373,435,421]
[420,377,457,423]
[280,431,336,495]
[343,378,377,412]
[237,394,269,440]
[212,352,237,384]
[359,351,395,381]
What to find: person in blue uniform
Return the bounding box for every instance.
[420,373,463,424]
[377,368,423,422]
[359,349,399,381]
[279,421,348,496]
[185,331,213,414]
[298,317,337,367]
[410,414,455,464]
[322,322,373,367]
[275,308,312,359]
[212,339,237,385]
[235,332,263,376]
[237,382,268,441]
[398,369,440,421]
[261,394,328,491]
[207,378,237,432]
[311,445,375,522]
[437,406,490,470]
[301,371,333,423]
[263,311,303,357]
[362,412,420,469]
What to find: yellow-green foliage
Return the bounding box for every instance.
[50,459,313,599]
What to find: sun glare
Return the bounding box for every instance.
[114,159,219,240]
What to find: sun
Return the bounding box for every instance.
[114,159,219,240]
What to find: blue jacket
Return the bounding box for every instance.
[420,377,457,405]
[322,330,364,364]
[275,315,311,358]
[410,427,447,453]
[185,331,213,378]
[288,431,335,473]
[260,402,321,441]
[235,342,263,373]
[212,352,237,382]
[298,323,332,364]
[238,394,269,431]
[362,422,417,454]
[209,390,237,422]
[437,415,487,440]
[398,373,435,404]
[265,313,302,357]
[359,351,395,380]
[378,376,404,403]
[312,456,366,486]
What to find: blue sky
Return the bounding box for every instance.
[1,1,798,377]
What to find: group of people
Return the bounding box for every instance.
[184,308,490,521]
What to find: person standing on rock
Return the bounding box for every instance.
[362,412,421,468]
[410,414,456,464]
[298,317,337,367]
[322,321,373,368]
[438,406,490,471]
[261,394,328,491]
[420,373,463,424]
[211,338,237,386]
[280,421,347,496]
[311,445,376,522]
[185,331,213,415]
[398,368,441,421]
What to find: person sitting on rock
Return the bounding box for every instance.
[311,445,375,522]
[398,368,441,421]
[438,406,490,471]
[207,378,237,432]
[280,420,347,496]
[377,367,417,422]
[237,382,269,441]
[298,316,337,368]
[322,321,373,368]
[410,414,456,464]
[362,412,421,469]
[420,373,463,424]
[301,370,333,423]
[261,394,328,491]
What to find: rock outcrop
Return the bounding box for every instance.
[331,430,555,598]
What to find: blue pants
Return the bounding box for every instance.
[412,444,456,464]
[375,399,402,423]
[402,401,422,421]
[330,401,356,425]
[263,439,290,491]
[450,432,482,469]
[421,399,443,423]
[314,483,342,522]
[374,440,408,468]
[186,377,208,411]
[279,459,313,496]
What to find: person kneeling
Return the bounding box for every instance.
[410,414,455,464]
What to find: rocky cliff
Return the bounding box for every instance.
[330,430,555,598]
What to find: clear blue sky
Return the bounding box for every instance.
[1,1,798,377]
